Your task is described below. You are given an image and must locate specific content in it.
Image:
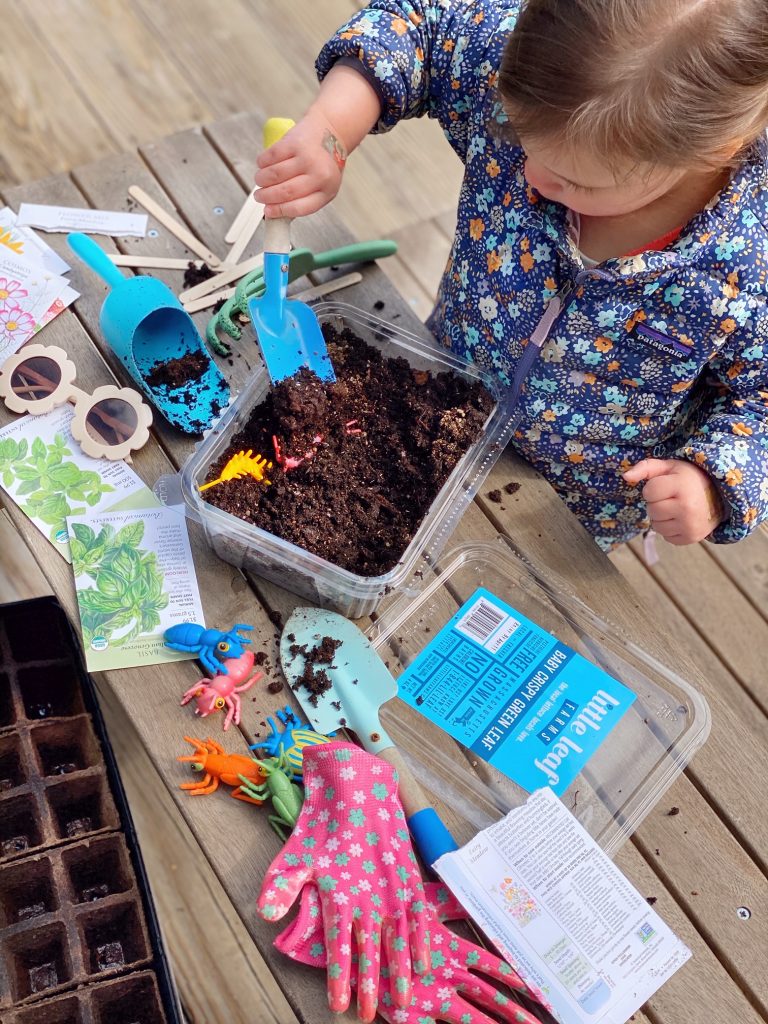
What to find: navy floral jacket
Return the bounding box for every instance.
[317,0,768,549]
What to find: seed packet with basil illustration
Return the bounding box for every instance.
[67,504,205,670]
[0,405,154,561]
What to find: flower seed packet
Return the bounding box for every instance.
[0,406,154,561]
[0,249,77,367]
[67,504,204,671]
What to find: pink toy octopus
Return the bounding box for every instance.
[180,651,261,731]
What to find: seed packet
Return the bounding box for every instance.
[67,504,204,671]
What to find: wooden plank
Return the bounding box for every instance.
[705,523,768,622]
[24,0,210,147]
[0,509,53,602]
[616,840,766,1024]
[390,215,452,304]
[133,0,434,234]
[610,545,768,868]
[628,535,768,715]
[0,0,116,187]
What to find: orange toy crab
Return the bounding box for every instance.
[177,736,268,804]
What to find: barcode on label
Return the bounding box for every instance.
[456,598,508,644]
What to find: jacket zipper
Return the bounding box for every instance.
[507,269,611,414]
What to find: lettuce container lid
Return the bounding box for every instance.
[369,538,711,856]
[175,303,519,616]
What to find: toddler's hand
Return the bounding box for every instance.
[254,110,347,220]
[623,459,726,544]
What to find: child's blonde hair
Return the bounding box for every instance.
[499,0,768,170]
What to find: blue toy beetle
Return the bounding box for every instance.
[164,621,253,675]
[251,705,334,781]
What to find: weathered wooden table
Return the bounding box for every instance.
[1,112,765,1024]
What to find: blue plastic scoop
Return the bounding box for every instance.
[248,118,336,384]
[67,232,229,434]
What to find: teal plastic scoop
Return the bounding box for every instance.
[67,233,229,434]
[281,607,457,866]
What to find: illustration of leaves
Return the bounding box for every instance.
[78,589,121,615]
[141,608,162,632]
[95,569,129,601]
[2,470,13,488]
[0,438,20,462]
[31,437,45,460]
[14,465,40,481]
[16,439,28,459]
[108,545,142,582]
[71,523,97,549]
[116,521,144,548]
[49,463,82,487]
[16,478,41,495]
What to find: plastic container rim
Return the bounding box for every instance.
[178,302,518,600]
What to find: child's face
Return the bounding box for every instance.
[520,137,687,217]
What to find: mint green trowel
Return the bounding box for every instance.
[281,607,457,866]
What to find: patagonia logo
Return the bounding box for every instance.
[632,322,692,359]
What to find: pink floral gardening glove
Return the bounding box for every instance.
[274,881,545,1024]
[257,743,433,1022]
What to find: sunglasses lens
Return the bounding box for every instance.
[85,398,139,447]
[10,356,63,402]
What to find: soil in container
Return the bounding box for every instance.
[201,324,493,576]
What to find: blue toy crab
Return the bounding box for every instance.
[250,705,334,781]
[164,621,253,676]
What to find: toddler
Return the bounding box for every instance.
[254,0,768,550]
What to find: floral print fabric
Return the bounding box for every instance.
[317,0,768,548]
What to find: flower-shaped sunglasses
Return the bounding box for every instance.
[0,344,152,461]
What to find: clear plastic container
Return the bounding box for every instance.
[178,303,517,618]
[370,538,711,855]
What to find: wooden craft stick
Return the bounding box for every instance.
[183,285,236,315]
[179,253,264,303]
[127,186,222,268]
[225,192,261,244]
[109,254,205,270]
[227,201,264,265]
[292,272,363,302]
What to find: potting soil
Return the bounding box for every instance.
[201,324,493,576]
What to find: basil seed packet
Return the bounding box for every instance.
[67,504,204,671]
[0,405,153,561]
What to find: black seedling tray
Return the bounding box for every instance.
[0,596,183,1023]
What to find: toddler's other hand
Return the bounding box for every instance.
[254,111,347,220]
[623,458,726,544]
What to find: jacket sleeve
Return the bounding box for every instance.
[315,0,520,158]
[674,318,768,542]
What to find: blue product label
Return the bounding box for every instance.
[398,588,636,796]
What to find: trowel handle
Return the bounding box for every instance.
[262,117,296,256]
[67,233,126,290]
[380,747,458,866]
[264,217,291,256]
